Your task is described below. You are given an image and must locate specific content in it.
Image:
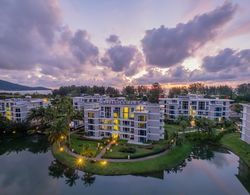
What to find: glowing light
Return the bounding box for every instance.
[60,135,65,140]
[76,157,84,167]
[100,160,107,166]
[59,147,64,152]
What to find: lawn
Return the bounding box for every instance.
[164,124,180,136]
[103,139,169,159]
[70,134,104,157]
[52,142,192,175]
[220,133,250,167]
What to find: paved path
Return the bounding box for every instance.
[95,142,113,160]
[63,144,169,163]
[178,129,198,134]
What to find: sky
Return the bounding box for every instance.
[0,0,250,89]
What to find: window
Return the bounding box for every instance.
[88,112,94,118]
[182,101,189,109]
[138,130,146,136]
[105,107,111,118]
[88,119,94,124]
[136,105,144,111]
[138,115,146,121]
[138,123,146,129]
[198,102,205,110]
[123,107,129,119]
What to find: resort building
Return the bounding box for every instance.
[0,96,49,122]
[159,94,233,121]
[73,96,164,144]
[241,104,250,144]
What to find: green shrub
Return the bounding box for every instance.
[119,147,136,153]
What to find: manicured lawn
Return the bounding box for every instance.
[164,124,180,135]
[221,133,250,167]
[70,134,104,157]
[103,140,169,159]
[52,142,192,175]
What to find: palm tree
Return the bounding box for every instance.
[47,117,68,146]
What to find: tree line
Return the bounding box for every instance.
[168,83,250,102]
[53,83,163,103]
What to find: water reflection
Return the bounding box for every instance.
[0,136,249,195]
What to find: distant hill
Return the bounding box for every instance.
[0,80,50,91]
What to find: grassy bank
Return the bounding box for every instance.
[220,133,250,167]
[52,143,192,175]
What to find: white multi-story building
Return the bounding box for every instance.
[241,104,250,144]
[73,96,164,144]
[0,96,49,122]
[159,94,233,121]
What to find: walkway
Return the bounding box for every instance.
[95,142,113,160]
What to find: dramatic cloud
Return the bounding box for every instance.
[136,48,250,85]
[106,34,121,45]
[101,45,144,76]
[69,30,99,64]
[203,48,250,72]
[141,2,237,68]
[0,0,99,76]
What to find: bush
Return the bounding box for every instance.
[119,147,136,153]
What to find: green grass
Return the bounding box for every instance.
[164,124,180,135]
[220,133,250,167]
[52,143,192,175]
[103,140,169,159]
[70,134,103,157]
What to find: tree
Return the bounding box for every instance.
[148,83,163,103]
[82,172,96,187]
[122,86,136,100]
[188,83,205,94]
[137,85,148,99]
[179,120,188,133]
[168,87,188,98]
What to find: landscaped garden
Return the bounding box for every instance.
[52,142,192,175]
[103,139,169,159]
[70,133,106,157]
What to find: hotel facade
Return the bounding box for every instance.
[241,104,250,144]
[73,95,164,144]
[159,94,233,121]
[0,96,49,122]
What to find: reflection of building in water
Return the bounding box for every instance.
[236,159,250,193]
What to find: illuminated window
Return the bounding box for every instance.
[136,105,144,111]
[88,112,94,118]
[138,115,146,121]
[123,107,129,119]
[138,123,146,129]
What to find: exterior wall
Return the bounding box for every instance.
[159,95,233,121]
[241,104,250,144]
[76,97,164,144]
[0,98,49,122]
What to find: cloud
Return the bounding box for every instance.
[101,44,144,76]
[202,48,250,72]
[106,34,121,45]
[0,0,99,76]
[69,30,99,64]
[136,48,250,85]
[141,2,237,68]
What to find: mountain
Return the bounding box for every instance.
[0,80,50,91]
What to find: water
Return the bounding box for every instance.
[0,136,249,195]
[0,90,52,95]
